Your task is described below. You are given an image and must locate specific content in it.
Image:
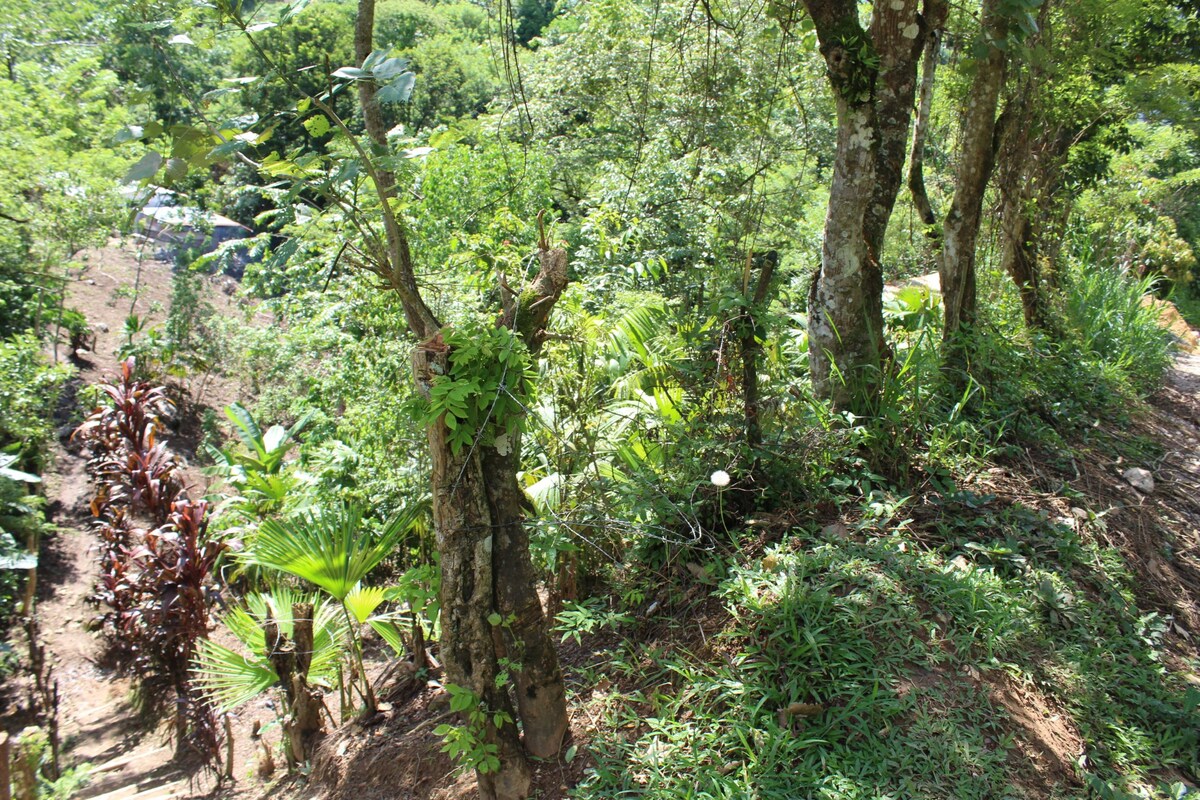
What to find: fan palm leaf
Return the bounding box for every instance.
[242,501,426,600]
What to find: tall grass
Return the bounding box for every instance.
[1061,235,1174,395]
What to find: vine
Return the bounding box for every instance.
[422,319,534,455]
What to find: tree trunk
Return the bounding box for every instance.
[741,251,776,457]
[355,0,439,339]
[802,0,945,409]
[412,244,570,799]
[862,0,947,351]
[487,241,571,760]
[483,445,569,758]
[939,0,1008,347]
[419,403,531,800]
[802,0,881,411]
[907,17,944,236]
[997,111,1044,329]
[353,3,568,791]
[996,0,1056,329]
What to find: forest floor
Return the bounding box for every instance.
[6,246,1200,799]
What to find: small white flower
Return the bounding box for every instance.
[710,470,731,488]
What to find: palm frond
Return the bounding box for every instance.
[198,588,348,713]
[193,638,278,713]
[344,584,386,623]
[368,619,407,656]
[243,501,426,600]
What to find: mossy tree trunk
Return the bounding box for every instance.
[801,0,946,410]
[939,0,1009,348]
[802,0,883,410]
[862,0,947,355]
[413,246,570,799]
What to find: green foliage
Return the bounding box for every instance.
[222,402,310,477]
[553,598,632,645]
[433,685,511,775]
[1060,245,1174,395]
[0,458,45,624]
[228,0,358,150]
[8,726,90,800]
[423,320,532,456]
[0,48,130,337]
[194,588,348,711]
[401,35,497,131]
[1077,121,1200,287]
[205,402,311,525]
[576,510,1198,798]
[0,335,72,467]
[241,502,424,601]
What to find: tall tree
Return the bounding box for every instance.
[798,0,943,410]
[266,3,571,796]
[938,0,1015,347]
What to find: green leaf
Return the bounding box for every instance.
[332,66,367,80]
[377,73,416,104]
[111,125,145,145]
[165,157,189,181]
[368,619,407,656]
[344,585,386,623]
[123,151,163,184]
[0,552,37,570]
[225,402,266,459]
[198,588,348,712]
[193,638,277,712]
[303,115,331,138]
[280,0,313,22]
[0,455,40,483]
[243,502,427,601]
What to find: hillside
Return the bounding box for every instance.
[8,243,1198,799]
[2,0,1200,798]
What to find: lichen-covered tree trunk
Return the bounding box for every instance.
[353,2,568,793]
[862,0,947,351]
[485,243,570,761]
[411,244,570,799]
[940,0,1008,347]
[482,444,569,758]
[802,0,945,409]
[802,0,881,410]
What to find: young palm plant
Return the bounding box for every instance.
[238,502,427,713]
[194,588,349,764]
[194,588,347,711]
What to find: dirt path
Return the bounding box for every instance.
[30,241,257,799]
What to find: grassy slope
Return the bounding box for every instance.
[563,424,1199,800]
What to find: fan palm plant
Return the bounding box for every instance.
[194,588,347,713]
[238,501,428,712]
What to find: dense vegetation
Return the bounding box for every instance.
[1,0,1199,797]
